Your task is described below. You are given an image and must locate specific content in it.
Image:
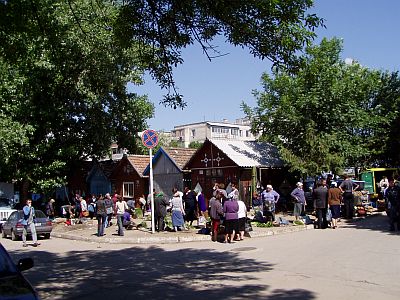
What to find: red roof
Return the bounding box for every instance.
[164,147,198,169]
[127,155,151,176]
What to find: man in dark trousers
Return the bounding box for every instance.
[384,179,400,231]
[313,180,328,229]
[154,192,169,232]
[339,175,359,219]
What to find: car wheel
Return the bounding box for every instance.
[11,229,18,241]
[44,233,50,239]
[1,230,6,239]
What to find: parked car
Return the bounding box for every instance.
[1,210,53,241]
[0,197,17,233]
[0,242,40,299]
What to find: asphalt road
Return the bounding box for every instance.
[2,214,400,300]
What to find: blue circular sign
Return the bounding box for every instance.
[141,129,159,149]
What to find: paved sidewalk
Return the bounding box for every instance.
[50,216,311,245]
[50,211,383,245]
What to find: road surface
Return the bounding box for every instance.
[2,214,399,299]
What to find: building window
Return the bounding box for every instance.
[192,129,196,137]
[246,130,251,137]
[231,128,238,135]
[123,182,134,198]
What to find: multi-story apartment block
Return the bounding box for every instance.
[171,118,257,147]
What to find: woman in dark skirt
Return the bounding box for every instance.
[235,199,247,241]
[183,187,198,226]
[223,198,239,243]
[328,182,342,229]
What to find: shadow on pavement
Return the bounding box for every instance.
[340,213,400,235]
[9,246,316,300]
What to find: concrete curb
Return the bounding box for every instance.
[51,212,383,245]
[51,224,311,245]
[248,224,312,238]
[51,231,215,244]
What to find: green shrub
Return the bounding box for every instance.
[293,220,304,226]
[254,221,273,228]
[135,208,143,218]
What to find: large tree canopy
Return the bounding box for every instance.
[0,0,323,191]
[244,38,388,176]
[372,71,400,167]
[115,0,324,107]
[0,0,154,190]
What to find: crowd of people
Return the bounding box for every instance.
[149,182,245,243]
[34,173,400,241]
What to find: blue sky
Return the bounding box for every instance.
[131,0,400,131]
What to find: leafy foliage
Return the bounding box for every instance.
[244,38,387,176]
[0,0,153,190]
[371,71,400,166]
[188,141,203,149]
[0,0,323,192]
[115,0,324,107]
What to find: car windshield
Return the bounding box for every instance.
[0,198,11,208]
[0,246,18,278]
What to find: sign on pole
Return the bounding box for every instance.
[141,129,159,149]
[141,130,159,234]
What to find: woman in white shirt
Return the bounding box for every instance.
[235,199,247,241]
[80,197,88,218]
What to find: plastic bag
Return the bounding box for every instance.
[198,216,206,226]
[326,209,332,222]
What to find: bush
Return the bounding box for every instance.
[254,221,273,228]
[135,208,143,218]
[293,220,304,226]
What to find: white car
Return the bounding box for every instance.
[0,198,17,232]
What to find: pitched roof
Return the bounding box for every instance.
[163,147,198,169]
[87,159,120,181]
[127,155,151,177]
[209,139,284,168]
[143,147,198,175]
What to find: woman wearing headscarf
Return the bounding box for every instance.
[291,182,306,221]
[182,187,198,226]
[223,191,239,243]
[261,184,280,221]
[170,188,186,231]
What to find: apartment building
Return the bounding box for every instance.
[171,118,256,147]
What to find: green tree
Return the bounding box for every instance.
[371,71,400,166]
[115,0,324,107]
[0,0,154,191]
[168,139,183,148]
[244,38,386,177]
[0,0,323,192]
[188,141,203,149]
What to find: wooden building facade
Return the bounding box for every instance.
[144,147,197,199]
[109,155,149,202]
[184,139,286,207]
